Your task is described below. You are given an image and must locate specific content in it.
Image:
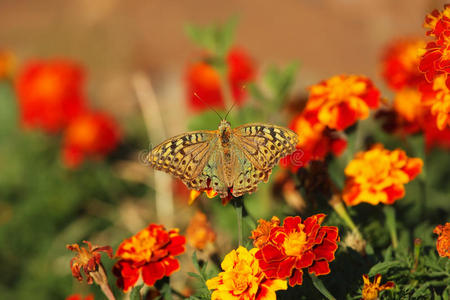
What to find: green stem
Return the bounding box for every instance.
[231,197,243,246]
[384,205,398,249]
[309,273,336,300]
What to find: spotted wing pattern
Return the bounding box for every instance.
[148,131,217,187]
[230,123,299,197]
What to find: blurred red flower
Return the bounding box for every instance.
[186,47,255,111]
[62,111,120,168]
[382,38,426,91]
[113,224,186,292]
[15,60,86,133]
[255,214,339,287]
[65,295,94,300]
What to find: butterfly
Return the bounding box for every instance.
[147,120,299,199]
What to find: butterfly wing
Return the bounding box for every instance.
[148,131,218,187]
[230,123,299,197]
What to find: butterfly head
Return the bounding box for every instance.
[219,120,231,145]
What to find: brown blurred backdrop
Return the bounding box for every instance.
[0,0,444,131]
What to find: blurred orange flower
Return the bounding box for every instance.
[62,111,120,168]
[15,60,86,133]
[65,294,94,300]
[391,88,424,134]
[281,110,347,170]
[206,246,287,300]
[433,222,450,258]
[305,75,380,130]
[186,47,255,111]
[255,214,339,287]
[420,5,450,88]
[66,241,113,284]
[186,211,216,250]
[382,38,426,91]
[361,274,394,300]
[250,216,280,249]
[0,50,15,79]
[113,224,186,292]
[426,75,450,130]
[343,144,423,206]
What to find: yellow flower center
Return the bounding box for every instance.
[283,227,307,257]
[121,230,157,262]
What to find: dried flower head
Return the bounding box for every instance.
[66,241,113,285]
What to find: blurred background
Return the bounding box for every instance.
[0,0,448,299]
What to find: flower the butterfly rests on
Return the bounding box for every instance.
[148,120,299,199]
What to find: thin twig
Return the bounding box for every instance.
[132,73,174,228]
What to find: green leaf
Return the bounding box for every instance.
[130,284,143,300]
[309,273,336,300]
[368,261,406,276]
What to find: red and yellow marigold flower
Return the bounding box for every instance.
[281,110,347,170]
[361,274,394,300]
[250,216,281,249]
[186,47,255,111]
[382,38,426,91]
[113,224,186,292]
[424,75,450,130]
[66,241,113,284]
[419,5,450,88]
[305,75,380,130]
[62,111,120,168]
[186,211,216,250]
[206,246,287,300]
[255,214,339,287]
[433,222,450,258]
[391,88,424,134]
[342,144,423,206]
[15,60,86,133]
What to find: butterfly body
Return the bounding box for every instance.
[148,120,298,199]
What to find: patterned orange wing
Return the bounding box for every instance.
[230,123,299,197]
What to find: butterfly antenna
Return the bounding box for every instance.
[224,102,236,121]
[193,92,223,120]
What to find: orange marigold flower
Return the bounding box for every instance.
[381,38,426,91]
[255,214,339,287]
[305,75,380,130]
[280,111,347,170]
[113,224,186,292]
[186,47,255,111]
[342,144,423,206]
[433,222,450,258]
[250,216,281,249]
[62,111,120,168]
[206,246,287,300]
[361,274,394,300]
[391,88,424,134]
[426,75,450,130]
[15,60,86,133]
[186,211,216,250]
[420,5,450,88]
[0,50,16,79]
[66,295,94,300]
[66,241,113,284]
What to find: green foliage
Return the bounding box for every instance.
[187,252,216,300]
